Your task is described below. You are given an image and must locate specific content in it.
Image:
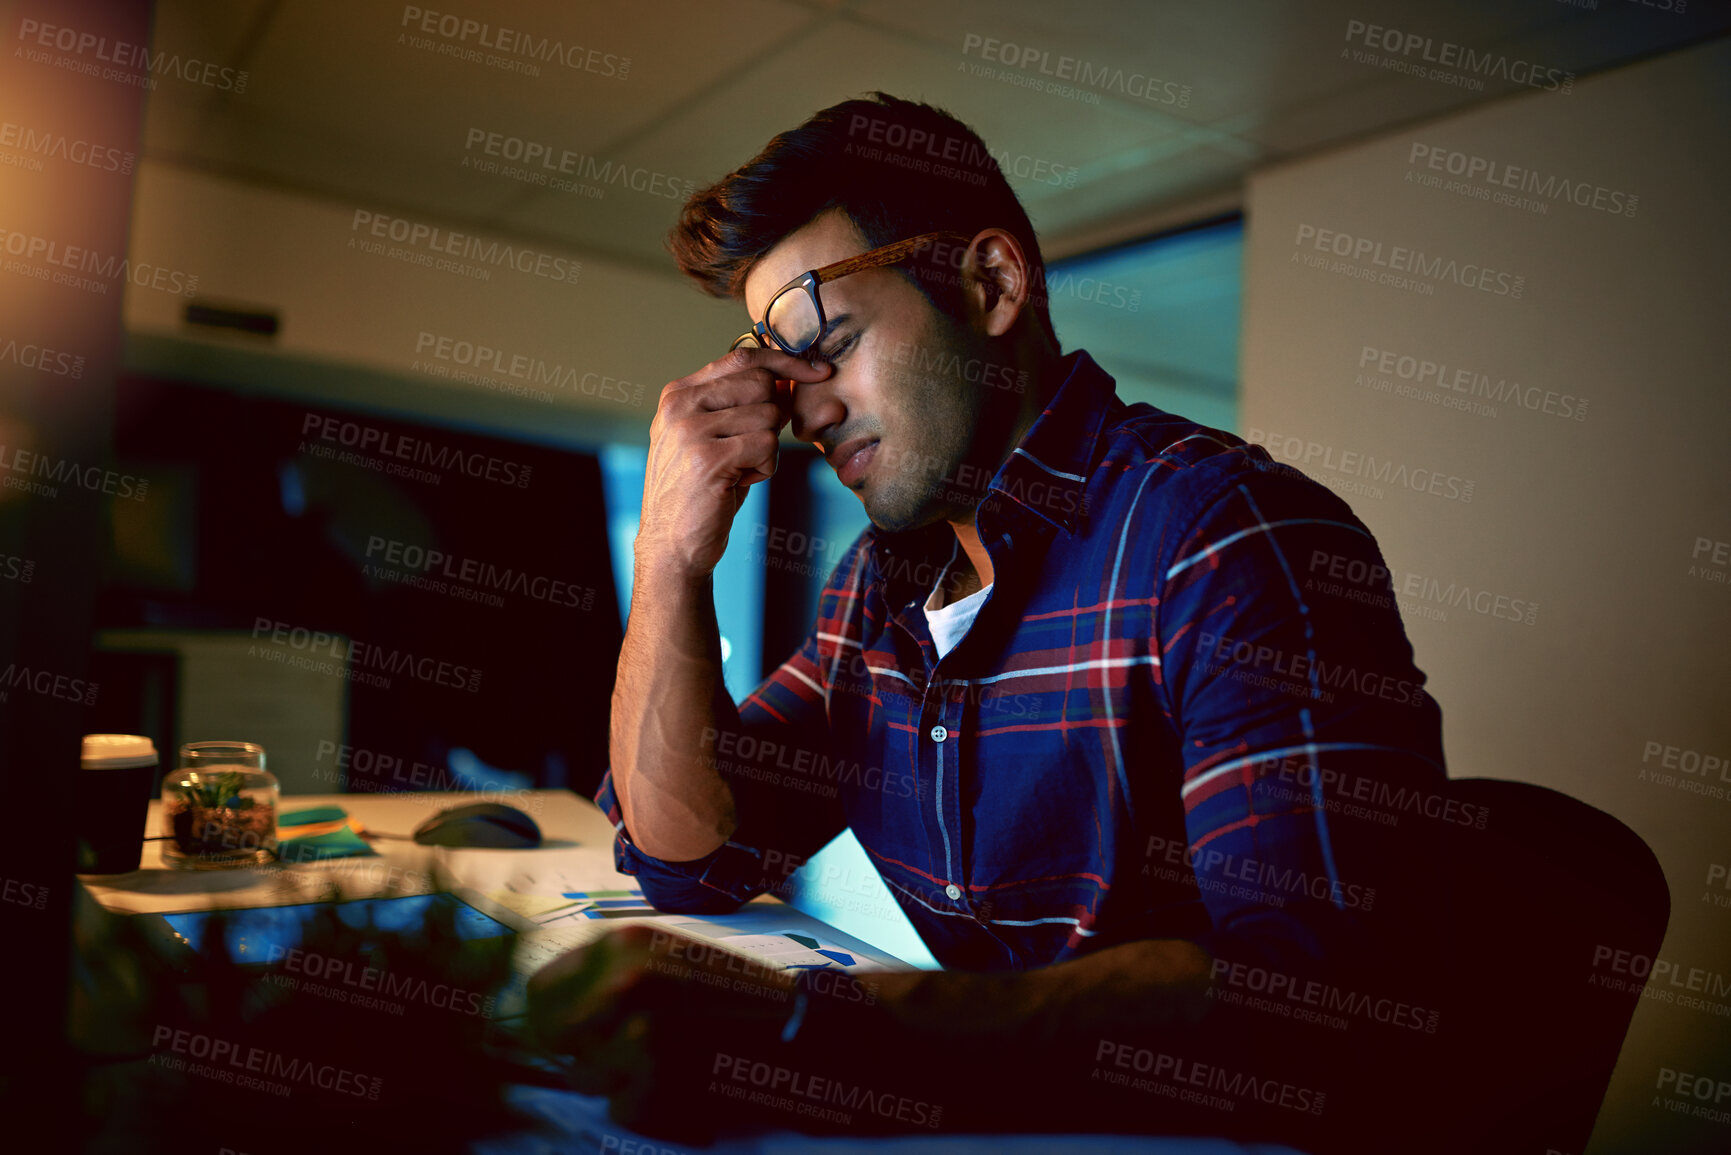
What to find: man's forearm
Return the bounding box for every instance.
[784,940,1215,1133]
[817,935,1394,1142]
[867,937,1212,1048]
[610,563,743,861]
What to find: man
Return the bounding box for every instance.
[530,93,1451,1150]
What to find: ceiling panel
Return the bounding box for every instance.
[137,0,1731,273]
[581,17,1193,248]
[144,0,829,261]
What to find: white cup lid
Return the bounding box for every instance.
[82,733,159,768]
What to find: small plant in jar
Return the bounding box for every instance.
[163,742,279,868]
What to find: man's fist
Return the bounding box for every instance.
[636,349,833,580]
[525,924,798,1138]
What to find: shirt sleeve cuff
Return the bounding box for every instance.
[607,816,772,914]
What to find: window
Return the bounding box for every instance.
[1046,216,1243,432]
[599,445,766,705]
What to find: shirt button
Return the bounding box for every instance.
[945,884,962,901]
[930,724,948,742]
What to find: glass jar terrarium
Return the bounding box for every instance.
[162,741,279,869]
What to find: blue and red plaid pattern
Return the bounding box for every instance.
[597,349,1447,975]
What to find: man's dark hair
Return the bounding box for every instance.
[669,92,1058,349]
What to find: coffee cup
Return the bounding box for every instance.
[76,734,159,874]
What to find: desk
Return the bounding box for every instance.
[79,789,912,974]
[80,791,1307,1155]
[80,788,676,914]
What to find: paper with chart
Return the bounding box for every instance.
[513,915,895,980]
[472,867,660,928]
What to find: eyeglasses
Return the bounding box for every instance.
[731,231,974,356]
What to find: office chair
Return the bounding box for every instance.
[1429,778,1671,1155]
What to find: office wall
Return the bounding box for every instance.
[122,160,739,446]
[1241,39,1730,1155]
[97,629,346,794]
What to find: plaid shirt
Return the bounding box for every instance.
[597,349,1447,975]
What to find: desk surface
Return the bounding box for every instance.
[81,791,1303,1155]
[78,789,911,972]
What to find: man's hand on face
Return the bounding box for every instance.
[637,348,833,582]
[525,924,800,1139]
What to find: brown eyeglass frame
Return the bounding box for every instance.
[731,230,975,355]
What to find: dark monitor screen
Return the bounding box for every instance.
[107,377,625,799]
[156,893,515,964]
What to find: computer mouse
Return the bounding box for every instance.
[412,802,542,848]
